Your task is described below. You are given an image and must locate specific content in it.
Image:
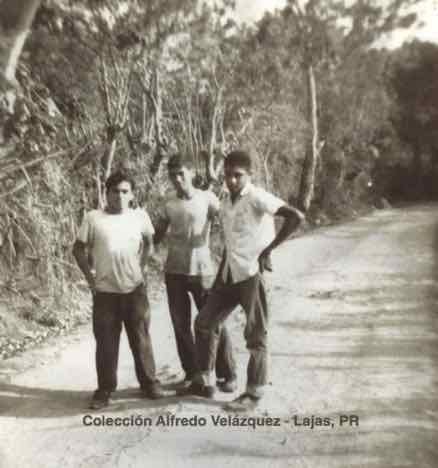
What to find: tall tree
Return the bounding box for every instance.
[282,0,417,211]
[1,0,41,150]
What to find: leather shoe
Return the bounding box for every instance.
[177,381,215,398]
[217,379,237,393]
[141,383,173,399]
[89,390,111,410]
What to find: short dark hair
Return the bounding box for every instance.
[224,150,252,172]
[167,153,194,171]
[105,169,136,191]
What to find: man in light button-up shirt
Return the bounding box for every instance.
[220,181,284,283]
[181,150,304,411]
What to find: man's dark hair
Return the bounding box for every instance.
[105,169,136,191]
[167,153,195,171]
[224,150,252,172]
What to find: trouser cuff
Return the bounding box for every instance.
[246,384,265,399]
[199,370,215,386]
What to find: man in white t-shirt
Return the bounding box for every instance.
[73,170,168,410]
[182,150,304,411]
[155,154,236,391]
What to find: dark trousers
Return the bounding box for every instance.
[92,283,157,392]
[195,271,269,390]
[165,273,236,381]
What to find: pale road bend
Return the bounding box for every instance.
[0,205,437,468]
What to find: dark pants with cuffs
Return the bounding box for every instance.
[194,264,269,395]
[165,273,236,381]
[92,283,157,392]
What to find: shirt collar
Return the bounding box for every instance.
[240,182,252,196]
[225,182,253,201]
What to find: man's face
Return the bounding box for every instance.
[106,180,134,213]
[168,165,194,196]
[224,164,251,196]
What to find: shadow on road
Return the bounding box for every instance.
[0,383,190,417]
[432,222,438,309]
[0,381,227,418]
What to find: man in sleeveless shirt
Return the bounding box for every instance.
[155,154,237,392]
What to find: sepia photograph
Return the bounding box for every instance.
[0,0,437,467]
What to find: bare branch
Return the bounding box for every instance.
[0,180,27,199]
[98,57,113,126]
[0,148,69,179]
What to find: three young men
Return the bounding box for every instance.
[155,154,236,391]
[73,171,167,410]
[74,148,303,412]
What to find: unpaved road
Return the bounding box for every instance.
[1,205,438,468]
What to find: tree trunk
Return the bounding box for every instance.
[0,0,40,82]
[205,87,224,184]
[149,68,166,178]
[297,63,319,212]
[411,141,423,200]
[263,152,272,190]
[103,136,117,182]
[94,160,104,209]
[1,0,41,146]
[97,135,117,208]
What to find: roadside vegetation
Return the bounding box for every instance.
[1,0,438,358]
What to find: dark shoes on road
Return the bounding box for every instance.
[177,381,215,398]
[141,382,173,399]
[89,390,111,410]
[89,382,172,409]
[223,393,260,412]
[217,379,237,393]
[172,375,193,390]
[177,378,237,398]
[88,378,238,408]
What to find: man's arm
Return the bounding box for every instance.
[153,216,170,246]
[259,205,304,272]
[72,240,96,293]
[141,233,154,272]
[207,190,220,220]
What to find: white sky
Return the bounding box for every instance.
[233,0,438,47]
[234,0,286,21]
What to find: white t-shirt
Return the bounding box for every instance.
[76,208,155,293]
[164,189,219,276]
[220,183,285,283]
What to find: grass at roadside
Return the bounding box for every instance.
[0,256,167,361]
